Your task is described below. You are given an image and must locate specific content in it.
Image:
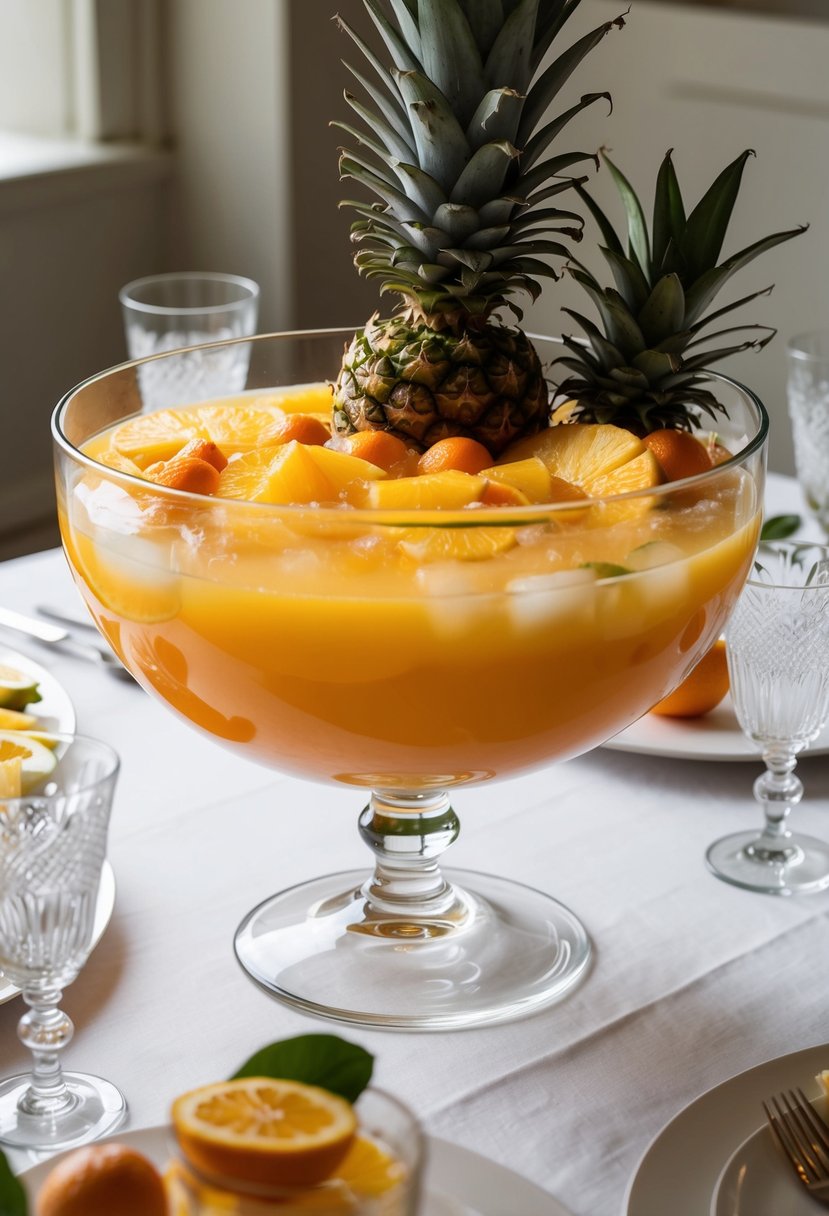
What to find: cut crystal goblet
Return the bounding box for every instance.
[707,541,829,894]
[0,734,125,1151]
[52,330,767,1028]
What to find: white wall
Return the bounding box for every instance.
[0,154,169,550]
[520,1,828,476]
[165,0,293,333]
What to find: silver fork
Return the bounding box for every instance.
[763,1087,829,1204]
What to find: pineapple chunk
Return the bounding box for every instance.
[481,457,552,503]
[368,470,486,510]
[303,445,387,492]
[502,424,645,485]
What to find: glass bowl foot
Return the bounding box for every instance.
[0,1072,126,1152]
[234,868,591,1030]
[706,829,829,895]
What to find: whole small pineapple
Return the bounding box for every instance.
[556,149,806,434]
[332,0,624,455]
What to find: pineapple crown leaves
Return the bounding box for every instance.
[334,0,625,321]
[557,148,808,431]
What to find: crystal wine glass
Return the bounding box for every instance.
[52,330,767,1029]
[0,735,125,1151]
[707,542,829,894]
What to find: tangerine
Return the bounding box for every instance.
[344,430,416,475]
[274,414,331,446]
[417,437,493,476]
[650,638,729,718]
[643,429,713,482]
[36,1143,167,1216]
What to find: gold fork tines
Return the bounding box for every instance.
[763,1088,829,1204]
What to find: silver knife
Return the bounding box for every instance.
[0,606,134,680]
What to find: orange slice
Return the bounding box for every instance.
[113,401,288,467]
[396,525,516,562]
[334,1134,408,1198]
[0,707,37,731]
[171,1078,358,1189]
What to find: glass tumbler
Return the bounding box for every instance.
[165,1088,423,1215]
[119,271,260,410]
[787,331,829,535]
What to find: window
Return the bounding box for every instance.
[0,0,165,148]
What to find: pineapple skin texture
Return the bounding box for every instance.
[333,314,549,456]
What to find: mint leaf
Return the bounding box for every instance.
[232,1035,373,1104]
[0,1149,26,1216]
[581,561,631,579]
[760,514,800,541]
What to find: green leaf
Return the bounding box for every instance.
[387,0,422,60]
[233,1035,374,1105]
[466,87,523,149]
[521,92,611,173]
[652,150,686,272]
[760,514,801,541]
[519,15,623,143]
[419,0,485,128]
[394,69,471,190]
[601,246,650,312]
[458,0,504,57]
[637,274,686,346]
[342,60,410,141]
[573,182,624,259]
[450,140,518,207]
[680,149,753,280]
[684,225,807,326]
[603,152,651,279]
[0,1150,26,1216]
[362,0,421,72]
[485,0,539,94]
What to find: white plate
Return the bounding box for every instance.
[0,646,75,736]
[0,654,114,1007]
[20,1125,570,1216]
[605,693,829,762]
[624,1043,829,1216]
[712,1101,829,1216]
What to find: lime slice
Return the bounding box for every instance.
[0,732,57,793]
[0,664,41,711]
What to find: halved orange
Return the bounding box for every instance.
[171,1078,358,1189]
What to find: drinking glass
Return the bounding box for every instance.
[0,735,125,1150]
[166,1088,423,1214]
[119,271,259,410]
[787,331,829,535]
[52,330,767,1029]
[707,542,829,894]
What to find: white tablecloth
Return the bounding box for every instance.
[1,472,827,1215]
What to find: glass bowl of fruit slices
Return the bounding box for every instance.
[51,329,767,1028]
